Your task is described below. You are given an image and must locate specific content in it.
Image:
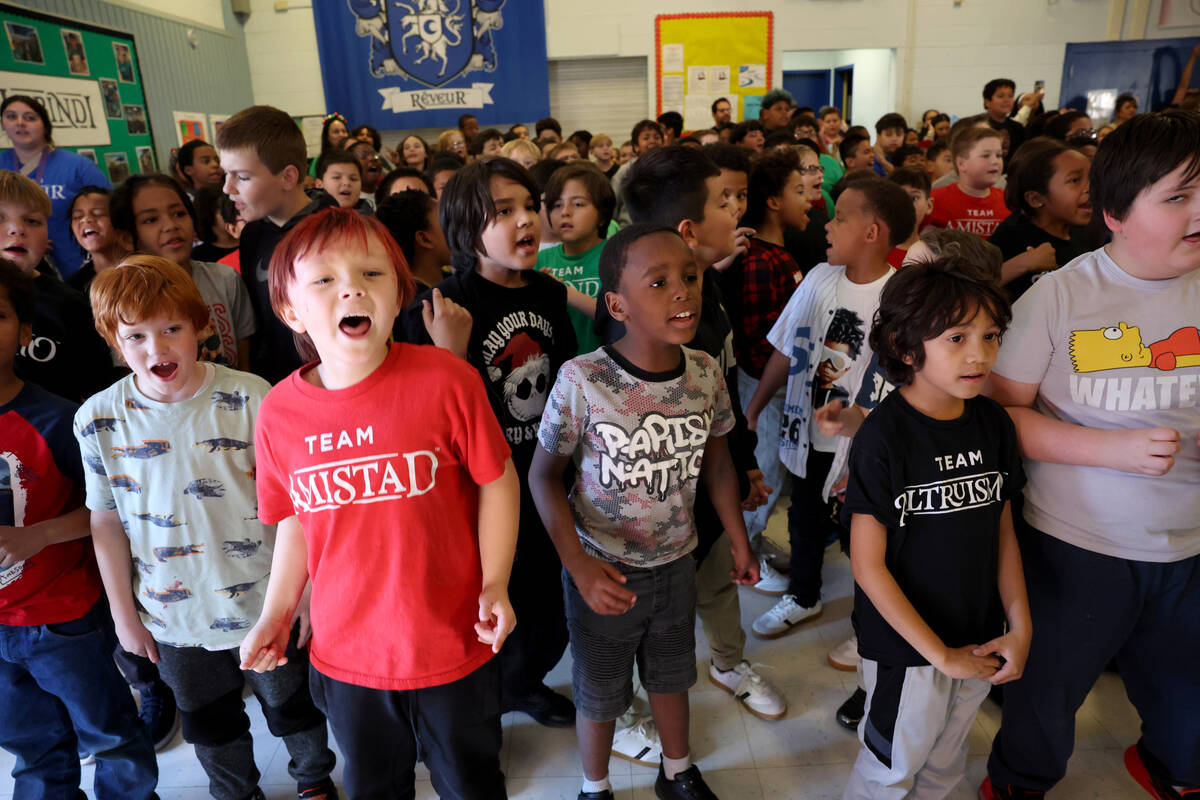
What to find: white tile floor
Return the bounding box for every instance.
[2,507,1151,799]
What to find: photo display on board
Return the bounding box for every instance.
[0,2,154,183]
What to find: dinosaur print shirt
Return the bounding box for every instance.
[994,246,1200,562]
[75,363,275,649]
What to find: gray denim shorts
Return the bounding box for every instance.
[563,554,697,722]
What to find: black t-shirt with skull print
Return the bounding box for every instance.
[400,269,576,538]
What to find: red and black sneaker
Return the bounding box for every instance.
[1125,745,1200,799]
[978,776,1046,800]
[298,778,339,800]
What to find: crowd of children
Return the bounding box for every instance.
[0,77,1197,800]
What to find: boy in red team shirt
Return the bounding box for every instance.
[239,208,520,800]
[927,126,1010,236]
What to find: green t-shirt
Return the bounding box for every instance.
[820,153,843,202]
[537,240,605,355]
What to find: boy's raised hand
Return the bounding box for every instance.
[1016,243,1057,275]
[475,585,516,653]
[814,399,846,437]
[711,227,756,273]
[973,629,1031,685]
[566,552,636,615]
[936,644,1001,681]
[422,288,473,358]
[239,617,291,673]
[1111,426,1180,476]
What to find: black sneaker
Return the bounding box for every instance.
[578,790,614,800]
[655,763,718,800]
[139,680,180,751]
[241,789,266,800]
[836,687,866,731]
[502,684,576,727]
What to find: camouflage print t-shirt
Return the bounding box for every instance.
[75,363,275,650]
[538,346,735,567]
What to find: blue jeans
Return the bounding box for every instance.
[738,368,790,546]
[0,602,159,800]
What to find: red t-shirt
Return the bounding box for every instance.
[0,383,101,626]
[218,248,240,274]
[927,184,1010,237]
[887,246,909,269]
[255,342,512,690]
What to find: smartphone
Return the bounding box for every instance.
[1034,79,1045,92]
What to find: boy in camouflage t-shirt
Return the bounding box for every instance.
[530,225,758,800]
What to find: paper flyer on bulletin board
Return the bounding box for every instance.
[655,12,772,130]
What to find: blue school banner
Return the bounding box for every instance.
[313,0,550,129]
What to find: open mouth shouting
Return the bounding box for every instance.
[150,361,179,381]
[339,314,372,338]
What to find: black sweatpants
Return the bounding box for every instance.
[155,624,333,800]
[498,514,569,702]
[987,519,1200,791]
[785,448,837,604]
[309,658,506,800]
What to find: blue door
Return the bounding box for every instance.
[783,69,832,113]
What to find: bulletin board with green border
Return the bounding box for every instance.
[0,2,155,184]
[655,12,773,131]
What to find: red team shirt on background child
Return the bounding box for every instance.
[927,184,1010,236]
[254,343,512,690]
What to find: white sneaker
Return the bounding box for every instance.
[751,556,788,596]
[751,595,822,639]
[827,635,860,671]
[611,716,661,767]
[709,661,787,720]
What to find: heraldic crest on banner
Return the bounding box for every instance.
[348,0,506,88]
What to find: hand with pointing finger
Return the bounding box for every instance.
[422,288,473,358]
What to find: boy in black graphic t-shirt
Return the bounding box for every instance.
[841,257,1030,800]
[400,157,578,728]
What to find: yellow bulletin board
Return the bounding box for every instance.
[655,12,773,131]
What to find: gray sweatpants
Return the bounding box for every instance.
[843,659,989,800]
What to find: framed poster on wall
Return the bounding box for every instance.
[655,12,773,128]
[0,2,154,181]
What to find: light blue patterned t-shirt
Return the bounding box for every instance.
[76,363,274,649]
